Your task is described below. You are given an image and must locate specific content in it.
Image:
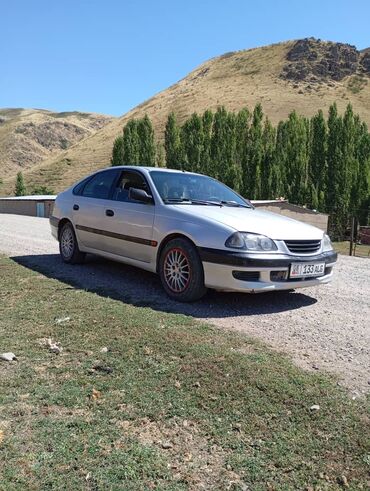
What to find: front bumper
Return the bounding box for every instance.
[198,248,337,292]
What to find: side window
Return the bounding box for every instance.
[73,176,93,196]
[81,170,118,199]
[112,171,151,203]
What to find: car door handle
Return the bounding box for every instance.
[73,204,79,211]
[105,209,114,217]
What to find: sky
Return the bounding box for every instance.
[1,0,369,116]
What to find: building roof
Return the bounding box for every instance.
[0,195,57,201]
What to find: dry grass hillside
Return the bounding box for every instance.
[2,38,369,194]
[0,108,114,186]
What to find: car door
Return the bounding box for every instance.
[72,169,120,251]
[101,170,155,263]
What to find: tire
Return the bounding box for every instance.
[59,222,86,264]
[159,238,207,302]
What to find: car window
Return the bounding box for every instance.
[150,170,250,206]
[73,176,93,196]
[81,170,118,199]
[112,170,151,202]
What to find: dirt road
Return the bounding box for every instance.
[1,214,369,395]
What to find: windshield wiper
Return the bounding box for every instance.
[163,198,251,207]
[163,198,222,206]
[219,200,251,208]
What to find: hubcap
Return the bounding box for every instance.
[61,227,74,259]
[164,248,191,293]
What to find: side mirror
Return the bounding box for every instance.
[128,187,153,204]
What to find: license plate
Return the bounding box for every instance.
[290,262,325,278]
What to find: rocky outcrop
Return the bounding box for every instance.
[281,38,369,83]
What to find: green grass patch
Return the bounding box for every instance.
[333,241,370,257]
[347,75,368,94]
[0,257,369,490]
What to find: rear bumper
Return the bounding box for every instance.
[49,216,59,240]
[199,248,337,292]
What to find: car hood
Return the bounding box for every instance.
[172,205,324,240]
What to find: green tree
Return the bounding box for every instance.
[284,111,309,205]
[15,171,26,196]
[31,186,54,195]
[111,135,124,166]
[164,113,182,169]
[210,107,239,189]
[181,113,204,172]
[326,103,346,238]
[156,142,165,167]
[260,118,277,199]
[244,104,264,199]
[200,110,214,175]
[309,110,327,209]
[137,115,156,166]
[121,120,141,164]
[353,120,370,225]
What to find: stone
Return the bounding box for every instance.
[0,352,17,362]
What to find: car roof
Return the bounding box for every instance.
[99,166,202,176]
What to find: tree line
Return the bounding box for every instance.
[112,103,369,238]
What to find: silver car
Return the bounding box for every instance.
[50,166,337,302]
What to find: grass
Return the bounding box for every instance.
[0,256,369,490]
[333,241,370,257]
[347,75,368,94]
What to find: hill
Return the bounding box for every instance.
[1,38,370,194]
[0,108,114,188]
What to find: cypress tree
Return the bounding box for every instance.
[164,113,182,169]
[309,110,327,209]
[181,113,203,173]
[284,111,309,205]
[210,107,238,189]
[156,142,165,167]
[235,108,250,196]
[274,120,289,198]
[15,171,26,196]
[201,110,214,175]
[122,120,140,164]
[111,135,124,166]
[354,121,370,224]
[326,103,346,238]
[261,118,277,199]
[210,107,229,180]
[137,115,156,166]
[245,104,264,199]
[342,104,357,214]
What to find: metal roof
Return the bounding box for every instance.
[0,195,57,201]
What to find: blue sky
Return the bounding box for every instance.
[1,0,369,116]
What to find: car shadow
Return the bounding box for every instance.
[11,254,317,318]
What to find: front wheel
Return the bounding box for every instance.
[59,222,86,264]
[159,238,207,302]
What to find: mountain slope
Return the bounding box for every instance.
[2,38,370,194]
[0,108,114,183]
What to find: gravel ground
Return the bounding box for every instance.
[1,214,369,396]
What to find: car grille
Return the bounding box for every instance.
[284,239,321,254]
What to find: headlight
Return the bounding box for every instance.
[225,232,277,251]
[322,234,333,252]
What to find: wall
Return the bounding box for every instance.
[0,199,55,218]
[253,202,328,232]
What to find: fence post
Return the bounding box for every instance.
[349,216,355,256]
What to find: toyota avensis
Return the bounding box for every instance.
[50,166,337,302]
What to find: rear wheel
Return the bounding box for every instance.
[159,238,207,302]
[59,222,85,264]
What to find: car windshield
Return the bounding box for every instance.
[150,171,252,207]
